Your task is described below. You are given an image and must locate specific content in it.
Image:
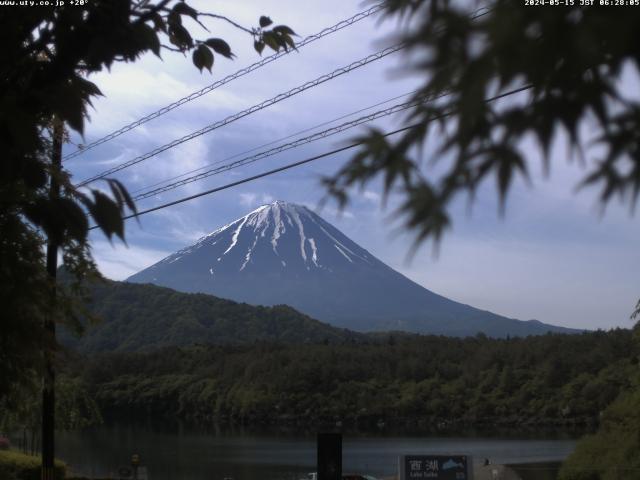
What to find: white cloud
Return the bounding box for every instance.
[165,136,210,178]
[362,190,381,203]
[125,135,211,196]
[144,208,210,245]
[91,241,171,281]
[84,68,193,135]
[92,146,141,167]
[301,200,356,220]
[324,206,355,220]
[239,192,258,206]
[239,192,275,207]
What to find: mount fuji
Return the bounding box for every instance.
[128,201,576,337]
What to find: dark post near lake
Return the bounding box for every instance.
[42,118,63,479]
[318,433,342,480]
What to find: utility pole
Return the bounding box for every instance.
[42,117,63,480]
[317,433,342,480]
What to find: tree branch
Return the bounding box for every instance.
[192,16,210,33]
[161,44,183,53]
[133,0,173,26]
[197,13,254,35]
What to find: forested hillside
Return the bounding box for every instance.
[60,280,362,352]
[63,278,577,354]
[62,329,638,427]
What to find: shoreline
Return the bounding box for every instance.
[99,411,598,434]
[506,461,562,480]
[64,460,565,480]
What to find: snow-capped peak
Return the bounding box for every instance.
[128,202,575,338]
[155,200,375,274]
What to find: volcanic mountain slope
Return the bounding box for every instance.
[128,201,577,337]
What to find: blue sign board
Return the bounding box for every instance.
[399,455,472,480]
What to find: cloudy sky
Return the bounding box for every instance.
[64,0,640,331]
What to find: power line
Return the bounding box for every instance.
[130,88,424,197]
[63,4,385,161]
[76,43,404,187]
[89,84,533,229]
[132,98,420,200]
[127,7,495,198]
[132,91,451,201]
[102,140,364,226]
[76,6,494,187]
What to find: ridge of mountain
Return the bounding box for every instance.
[128,200,580,338]
[60,279,362,353]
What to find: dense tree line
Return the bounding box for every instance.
[560,384,640,480]
[558,326,640,480]
[59,280,362,352]
[0,376,101,455]
[62,328,638,428]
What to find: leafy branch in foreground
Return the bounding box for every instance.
[0,0,295,406]
[325,1,640,249]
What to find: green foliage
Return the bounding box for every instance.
[326,0,640,249]
[59,280,362,352]
[559,385,640,480]
[0,214,49,404]
[559,322,640,480]
[55,377,103,431]
[0,0,294,408]
[1,373,102,455]
[204,38,234,59]
[0,450,65,480]
[62,329,638,426]
[2,1,294,249]
[252,16,297,55]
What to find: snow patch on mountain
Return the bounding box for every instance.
[224,215,249,255]
[150,201,378,276]
[240,235,259,271]
[180,200,374,272]
[309,238,319,267]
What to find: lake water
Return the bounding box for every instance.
[56,424,578,480]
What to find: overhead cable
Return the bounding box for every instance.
[126,7,495,197]
[130,88,423,197]
[88,83,533,228]
[76,43,404,187]
[63,4,385,161]
[132,92,451,201]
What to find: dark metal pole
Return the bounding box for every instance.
[317,433,342,480]
[42,118,63,480]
